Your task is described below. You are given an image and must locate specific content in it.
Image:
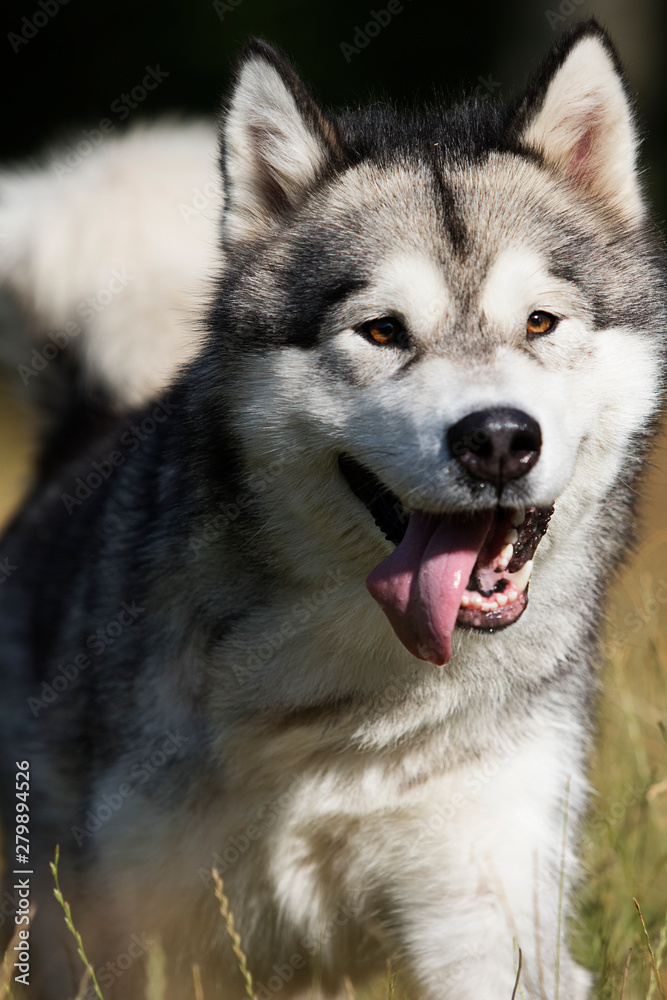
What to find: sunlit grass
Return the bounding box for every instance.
[572,586,667,1000]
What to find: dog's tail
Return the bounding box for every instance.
[0,120,222,433]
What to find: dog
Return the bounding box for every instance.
[1,21,665,1000]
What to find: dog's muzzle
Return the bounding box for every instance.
[339,406,554,666]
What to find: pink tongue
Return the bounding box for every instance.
[366,511,493,666]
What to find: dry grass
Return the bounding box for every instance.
[0,384,666,998]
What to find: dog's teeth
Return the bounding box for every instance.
[505,528,519,545]
[507,560,533,594]
[497,543,513,569]
[496,592,508,607]
[481,600,496,612]
[511,507,526,527]
[470,592,484,608]
[460,593,470,608]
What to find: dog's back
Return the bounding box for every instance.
[0,120,220,411]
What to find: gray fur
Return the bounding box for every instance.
[0,22,665,1000]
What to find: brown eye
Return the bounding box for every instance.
[360,317,407,347]
[526,311,558,337]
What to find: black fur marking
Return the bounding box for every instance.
[337,102,511,167]
[281,276,367,350]
[338,454,407,545]
[431,157,468,255]
[392,350,424,379]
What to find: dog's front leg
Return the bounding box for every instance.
[370,728,593,999]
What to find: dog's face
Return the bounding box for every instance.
[215,30,665,666]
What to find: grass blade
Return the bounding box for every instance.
[620,948,632,1000]
[211,868,256,1000]
[50,846,105,1000]
[647,907,667,1000]
[633,897,666,1000]
[192,962,204,1000]
[511,947,523,1000]
[554,778,571,1000]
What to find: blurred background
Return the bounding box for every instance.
[0,0,665,509]
[0,0,665,208]
[0,0,665,996]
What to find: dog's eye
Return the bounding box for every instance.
[359,317,407,347]
[526,311,558,337]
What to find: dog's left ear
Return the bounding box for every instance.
[221,40,342,242]
[510,21,643,224]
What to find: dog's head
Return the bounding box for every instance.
[212,24,666,666]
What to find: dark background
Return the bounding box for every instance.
[0,0,665,215]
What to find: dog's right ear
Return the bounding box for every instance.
[220,40,342,242]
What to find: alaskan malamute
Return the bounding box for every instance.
[0,21,665,1000]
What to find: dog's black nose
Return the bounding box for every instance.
[447,407,541,489]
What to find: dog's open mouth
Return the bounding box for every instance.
[339,455,553,666]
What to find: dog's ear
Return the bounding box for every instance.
[220,40,342,242]
[510,21,643,224]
